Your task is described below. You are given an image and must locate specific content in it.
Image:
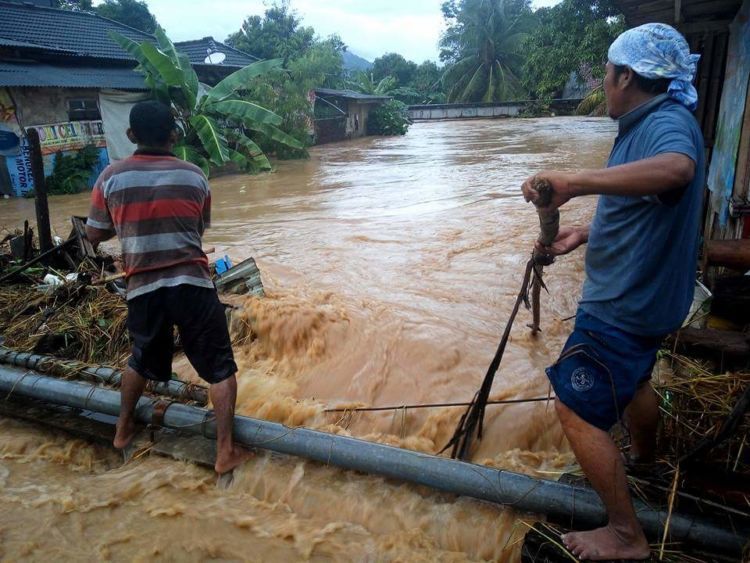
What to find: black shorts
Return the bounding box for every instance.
[126,285,237,384]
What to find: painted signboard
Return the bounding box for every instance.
[6,136,33,197]
[27,120,107,156]
[3,120,110,197]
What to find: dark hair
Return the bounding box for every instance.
[613,64,671,95]
[129,100,175,146]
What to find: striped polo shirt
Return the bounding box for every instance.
[87,150,213,300]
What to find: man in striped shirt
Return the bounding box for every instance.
[86,100,246,475]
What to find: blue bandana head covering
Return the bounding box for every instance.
[608,23,701,111]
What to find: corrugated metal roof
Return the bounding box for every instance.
[0,62,147,89]
[174,37,258,68]
[315,88,391,102]
[0,0,153,60]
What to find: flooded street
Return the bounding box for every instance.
[0,117,616,561]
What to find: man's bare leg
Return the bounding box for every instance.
[623,382,659,462]
[211,374,248,474]
[556,400,651,561]
[113,366,147,449]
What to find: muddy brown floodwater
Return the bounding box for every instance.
[0,117,616,561]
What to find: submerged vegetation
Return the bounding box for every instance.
[367,100,411,136]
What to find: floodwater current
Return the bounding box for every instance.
[0,117,617,561]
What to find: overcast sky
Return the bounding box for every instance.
[135,0,562,63]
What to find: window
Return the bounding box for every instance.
[67,98,101,121]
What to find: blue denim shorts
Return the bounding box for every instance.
[545,309,664,431]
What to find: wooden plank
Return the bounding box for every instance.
[706,239,750,270]
[670,327,750,358]
[705,33,729,149]
[685,0,742,20]
[69,215,96,260]
[27,129,52,255]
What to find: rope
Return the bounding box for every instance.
[441,178,559,460]
[440,256,539,459]
[324,396,552,413]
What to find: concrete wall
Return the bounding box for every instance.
[11,87,100,127]
[407,99,582,121]
[315,100,377,144]
[0,87,108,197]
[408,103,521,120]
[345,102,369,138]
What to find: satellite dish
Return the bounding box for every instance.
[204,51,226,65]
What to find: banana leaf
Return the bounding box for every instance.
[207,59,284,101]
[231,134,272,170]
[243,121,306,150]
[190,115,229,165]
[174,144,210,177]
[140,43,185,87]
[154,26,199,111]
[208,99,282,126]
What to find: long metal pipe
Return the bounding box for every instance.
[0,365,746,556]
[0,348,207,404]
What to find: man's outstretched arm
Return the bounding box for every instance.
[523,153,695,209]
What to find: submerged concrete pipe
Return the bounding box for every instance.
[0,348,208,405]
[0,366,746,556]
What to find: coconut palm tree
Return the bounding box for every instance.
[440,0,535,103]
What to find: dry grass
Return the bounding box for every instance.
[0,282,129,365]
[655,351,750,475]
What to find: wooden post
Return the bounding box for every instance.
[27,128,52,254]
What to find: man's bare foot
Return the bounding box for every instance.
[562,524,650,561]
[113,418,136,450]
[214,445,251,475]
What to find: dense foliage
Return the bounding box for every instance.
[367,100,411,136]
[225,1,347,155]
[112,27,304,176]
[521,0,624,100]
[226,0,316,63]
[439,0,535,102]
[55,0,158,33]
[46,145,100,195]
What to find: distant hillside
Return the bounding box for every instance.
[343,51,372,72]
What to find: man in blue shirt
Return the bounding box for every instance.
[522,24,704,561]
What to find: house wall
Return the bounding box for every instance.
[1,87,109,197]
[345,102,369,138]
[314,117,347,144]
[11,87,100,127]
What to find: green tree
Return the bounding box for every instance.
[350,73,398,96]
[367,100,411,136]
[52,0,93,10]
[439,0,535,102]
[111,27,304,175]
[412,61,446,104]
[226,0,315,63]
[371,53,418,87]
[244,36,346,158]
[522,0,624,99]
[96,0,158,34]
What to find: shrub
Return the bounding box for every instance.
[367,100,411,136]
[45,145,100,195]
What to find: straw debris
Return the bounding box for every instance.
[0,281,129,366]
[655,351,750,475]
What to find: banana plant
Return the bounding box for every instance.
[110,27,305,176]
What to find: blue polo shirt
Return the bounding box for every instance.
[579,94,705,337]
